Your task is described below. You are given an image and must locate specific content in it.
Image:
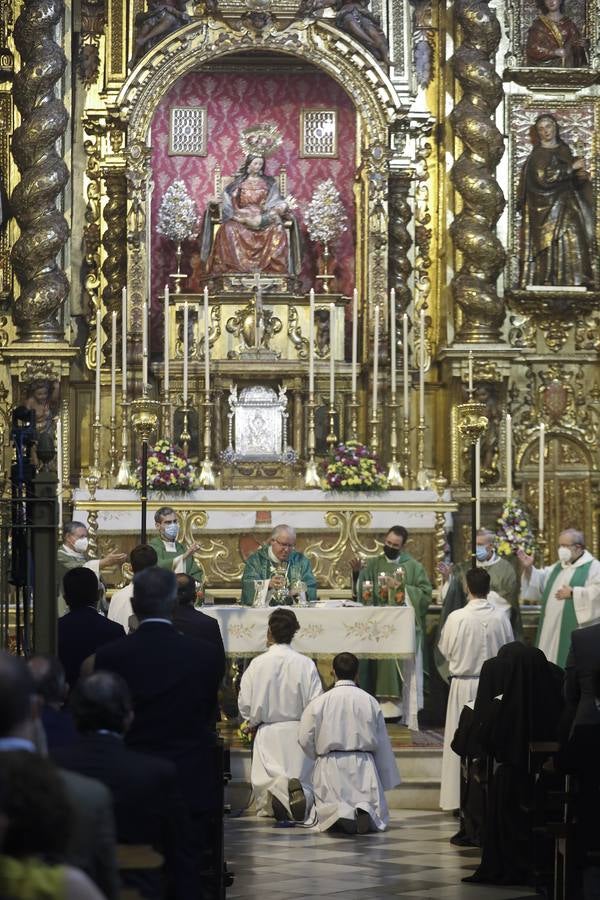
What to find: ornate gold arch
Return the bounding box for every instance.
[111,16,404,348]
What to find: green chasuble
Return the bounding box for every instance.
[149,537,204,583]
[535,559,592,669]
[240,546,317,606]
[56,547,101,616]
[356,552,432,699]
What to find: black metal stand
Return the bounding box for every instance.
[140,439,148,544]
[470,442,477,570]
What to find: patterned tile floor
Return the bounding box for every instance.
[224,810,539,900]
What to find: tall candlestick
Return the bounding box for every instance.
[475,438,481,529]
[468,350,473,394]
[372,303,379,412]
[183,301,189,405]
[308,289,315,395]
[142,301,148,388]
[56,416,63,533]
[95,309,101,420]
[203,287,210,388]
[506,413,512,501]
[329,303,335,405]
[538,422,545,533]
[163,285,170,393]
[351,288,358,395]
[121,287,127,393]
[419,309,425,419]
[110,311,117,417]
[390,288,396,395]
[402,313,409,415]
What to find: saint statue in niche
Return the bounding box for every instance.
[23,379,60,436]
[517,114,594,289]
[525,0,588,67]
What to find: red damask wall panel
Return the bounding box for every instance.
[149,65,357,342]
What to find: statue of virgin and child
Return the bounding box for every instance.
[200,124,302,278]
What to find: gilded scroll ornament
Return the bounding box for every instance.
[10,0,70,339]
[304,510,379,588]
[449,0,506,342]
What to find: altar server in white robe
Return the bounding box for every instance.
[299,651,401,834]
[438,568,513,811]
[238,607,322,822]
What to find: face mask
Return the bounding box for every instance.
[163,523,179,541]
[558,546,572,564]
[383,545,400,560]
[476,546,489,562]
[73,537,88,553]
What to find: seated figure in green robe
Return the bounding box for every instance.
[356,525,432,720]
[241,525,317,606]
[149,506,204,586]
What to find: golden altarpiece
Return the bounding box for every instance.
[0,0,598,603]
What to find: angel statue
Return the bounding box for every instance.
[200,123,301,277]
[298,0,393,66]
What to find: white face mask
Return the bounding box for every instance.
[558,546,573,565]
[73,537,88,553]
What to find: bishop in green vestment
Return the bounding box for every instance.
[149,506,204,583]
[356,526,432,709]
[241,525,317,606]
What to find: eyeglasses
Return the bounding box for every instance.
[274,539,295,549]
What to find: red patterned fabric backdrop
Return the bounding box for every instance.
[149,66,357,342]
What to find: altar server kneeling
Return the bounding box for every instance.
[298,652,401,834]
[238,608,322,823]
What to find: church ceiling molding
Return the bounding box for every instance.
[115,18,404,147]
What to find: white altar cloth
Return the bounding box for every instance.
[202,605,420,730]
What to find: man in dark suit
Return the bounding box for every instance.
[174,574,225,663]
[565,620,600,727]
[53,671,196,900]
[0,651,119,899]
[27,654,78,751]
[58,567,125,688]
[90,567,225,897]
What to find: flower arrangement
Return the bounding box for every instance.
[496,498,537,557]
[305,179,348,245]
[323,441,389,492]
[156,180,199,243]
[237,720,256,746]
[130,440,199,493]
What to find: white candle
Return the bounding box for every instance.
[402,313,409,417]
[329,303,335,406]
[506,413,512,501]
[110,310,117,417]
[308,289,315,395]
[475,438,481,530]
[183,301,189,405]
[468,350,473,394]
[142,301,148,388]
[121,287,127,396]
[419,309,425,419]
[95,309,101,421]
[351,288,358,396]
[390,289,396,396]
[163,285,170,394]
[56,415,63,532]
[539,422,545,533]
[372,303,379,412]
[203,287,210,388]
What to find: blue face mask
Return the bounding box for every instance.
[163,523,179,541]
[475,546,489,562]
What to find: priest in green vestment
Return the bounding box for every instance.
[241,525,317,606]
[356,525,432,718]
[57,521,127,615]
[149,506,204,584]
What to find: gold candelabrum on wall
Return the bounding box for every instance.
[456,399,489,568]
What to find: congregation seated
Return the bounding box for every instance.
[238,608,322,822]
[58,568,125,689]
[27,655,77,751]
[52,671,196,900]
[298,651,400,834]
[107,543,157,632]
[0,651,119,898]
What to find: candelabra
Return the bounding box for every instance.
[116,398,131,487]
[109,415,118,477]
[416,418,430,490]
[370,410,379,455]
[348,393,359,442]
[326,402,337,452]
[386,393,403,488]
[84,417,102,555]
[456,399,488,569]
[433,473,448,592]
[401,415,411,486]
[131,391,160,543]
[304,395,321,487]
[162,393,172,444]
[179,397,191,458]
[198,390,216,488]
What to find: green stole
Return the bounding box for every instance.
[535,559,593,668]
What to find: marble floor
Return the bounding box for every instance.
[224,810,539,900]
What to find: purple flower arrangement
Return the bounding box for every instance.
[323,441,389,492]
[131,439,198,493]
